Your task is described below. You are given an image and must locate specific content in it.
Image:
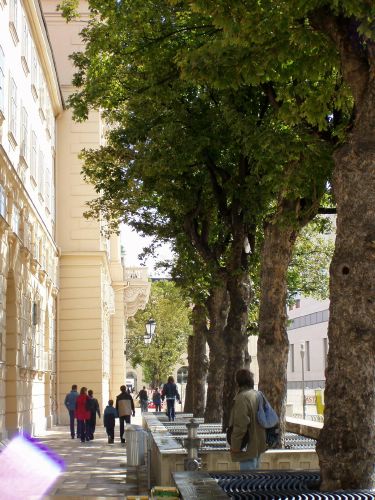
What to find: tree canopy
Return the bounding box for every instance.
[127,281,192,387]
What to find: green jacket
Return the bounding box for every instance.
[229,388,267,461]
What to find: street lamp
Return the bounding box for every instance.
[124,319,156,354]
[144,318,156,344]
[300,343,306,420]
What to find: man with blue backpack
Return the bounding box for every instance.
[228,370,267,470]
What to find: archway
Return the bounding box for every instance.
[126,371,137,393]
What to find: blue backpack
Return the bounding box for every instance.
[257,391,279,428]
[257,391,279,448]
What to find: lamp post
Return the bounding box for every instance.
[144,319,156,344]
[124,319,156,354]
[300,343,306,420]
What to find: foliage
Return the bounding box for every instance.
[62,0,334,295]
[183,0,360,136]
[126,281,192,386]
[288,217,335,301]
[57,0,79,21]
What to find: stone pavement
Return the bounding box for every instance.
[36,410,149,499]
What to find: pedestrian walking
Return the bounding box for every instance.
[103,400,118,444]
[152,388,162,412]
[87,389,101,440]
[136,386,149,412]
[75,387,91,443]
[229,369,267,470]
[161,376,181,422]
[64,384,79,439]
[115,385,135,443]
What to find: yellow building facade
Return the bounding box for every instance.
[0,0,150,438]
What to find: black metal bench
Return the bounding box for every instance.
[210,470,375,499]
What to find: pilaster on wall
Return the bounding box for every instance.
[57,253,107,424]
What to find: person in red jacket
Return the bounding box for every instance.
[75,387,91,443]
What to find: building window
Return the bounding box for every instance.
[0,185,6,219]
[20,106,28,161]
[12,204,20,234]
[45,167,51,213]
[0,46,4,116]
[30,130,37,182]
[39,70,45,120]
[8,77,17,144]
[32,301,40,326]
[305,340,310,371]
[45,106,51,137]
[38,150,44,200]
[290,343,294,373]
[9,0,19,44]
[323,337,328,369]
[33,236,39,262]
[21,15,29,73]
[31,45,38,99]
[51,158,55,223]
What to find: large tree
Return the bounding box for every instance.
[184,0,375,489]
[60,0,336,432]
[61,0,273,426]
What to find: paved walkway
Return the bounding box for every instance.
[36,411,148,499]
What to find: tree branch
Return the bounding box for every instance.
[318,207,336,214]
[309,8,369,107]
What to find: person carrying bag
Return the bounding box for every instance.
[227,369,267,470]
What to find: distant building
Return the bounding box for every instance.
[247,296,329,415]
[287,297,329,390]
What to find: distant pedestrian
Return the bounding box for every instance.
[152,388,162,412]
[87,389,101,440]
[136,386,149,412]
[161,376,181,422]
[229,369,267,470]
[116,385,135,443]
[75,387,91,443]
[64,384,79,439]
[103,400,118,444]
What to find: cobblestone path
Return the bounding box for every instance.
[35,414,148,499]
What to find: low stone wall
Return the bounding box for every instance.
[286,416,323,440]
[143,414,319,486]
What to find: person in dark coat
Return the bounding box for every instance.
[64,384,79,439]
[87,389,101,440]
[103,400,118,444]
[161,376,181,422]
[152,388,162,412]
[75,387,91,443]
[136,386,149,412]
[115,385,135,443]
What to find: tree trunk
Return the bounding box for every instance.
[184,335,195,414]
[257,217,298,445]
[317,87,375,489]
[184,304,208,416]
[204,281,229,423]
[222,269,252,430]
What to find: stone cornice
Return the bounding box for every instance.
[124,281,151,319]
[24,0,64,115]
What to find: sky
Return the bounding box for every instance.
[120,225,173,278]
